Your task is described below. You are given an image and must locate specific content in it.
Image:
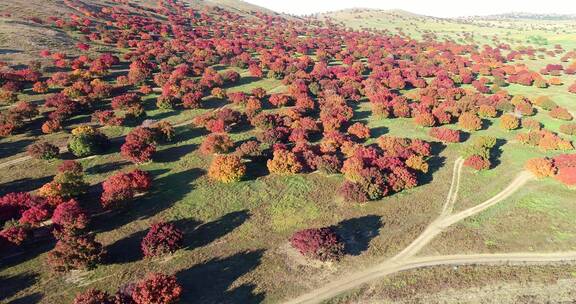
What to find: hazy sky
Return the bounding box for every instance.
[242,0,576,17]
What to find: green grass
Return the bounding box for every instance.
[0,102,459,302]
[3,7,576,304]
[424,177,576,255]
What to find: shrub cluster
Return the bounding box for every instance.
[38,160,88,198]
[499,114,520,130]
[199,133,234,155]
[121,127,156,163]
[27,142,59,160]
[47,233,105,272]
[290,227,345,261]
[208,154,246,183]
[101,169,152,209]
[68,125,110,157]
[461,136,497,171]
[429,127,461,143]
[549,106,573,121]
[516,130,573,151]
[74,273,182,304]
[141,222,183,257]
[267,149,303,175]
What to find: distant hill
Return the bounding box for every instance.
[200,0,278,15]
[459,12,576,21]
[318,8,433,19]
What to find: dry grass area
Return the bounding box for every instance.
[0,0,80,64]
[0,0,275,65]
[324,264,576,304]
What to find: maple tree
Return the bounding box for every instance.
[290,227,345,261]
[131,273,182,304]
[549,106,573,121]
[121,127,157,163]
[27,142,59,160]
[38,160,88,198]
[141,222,183,257]
[208,154,246,183]
[267,149,303,175]
[499,114,520,130]
[200,133,234,155]
[101,169,152,209]
[457,112,482,131]
[47,233,105,272]
[525,157,557,178]
[429,127,461,143]
[52,199,89,234]
[68,125,110,157]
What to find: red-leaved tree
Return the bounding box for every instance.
[101,169,152,209]
[131,273,182,304]
[121,127,156,163]
[141,222,183,257]
[429,127,461,143]
[290,227,345,261]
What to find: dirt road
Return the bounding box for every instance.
[285,160,541,304]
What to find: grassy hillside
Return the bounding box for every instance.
[1,1,576,304]
[321,9,576,49]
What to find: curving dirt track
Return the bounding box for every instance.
[284,160,544,304]
[285,251,576,304]
[440,157,464,216]
[391,169,534,262]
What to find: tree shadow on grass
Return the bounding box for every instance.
[480,119,493,131]
[0,49,22,55]
[8,292,43,304]
[370,126,388,138]
[105,217,202,264]
[65,114,92,126]
[154,144,198,163]
[430,141,447,156]
[103,68,129,82]
[184,210,250,250]
[224,76,260,89]
[147,110,180,121]
[243,158,269,181]
[203,97,229,109]
[419,155,447,186]
[334,215,382,256]
[0,273,38,301]
[176,250,265,304]
[0,138,34,159]
[22,117,48,137]
[350,102,371,121]
[92,168,205,234]
[106,210,249,265]
[0,224,55,269]
[0,176,53,196]
[459,131,471,143]
[175,127,209,142]
[354,112,372,121]
[230,119,254,134]
[85,161,130,175]
[104,229,148,264]
[490,138,507,168]
[418,141,447,186]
